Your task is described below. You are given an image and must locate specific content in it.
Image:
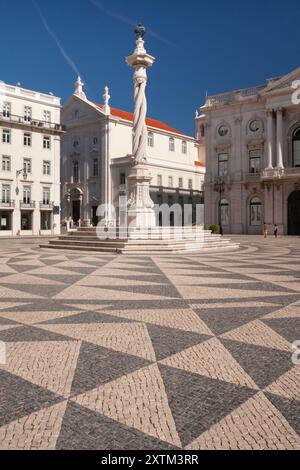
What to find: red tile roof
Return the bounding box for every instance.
[95,103,187,136]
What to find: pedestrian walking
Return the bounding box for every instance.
[274,224,278,238]
[263,223,268,239]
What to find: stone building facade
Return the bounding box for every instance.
[197,67,300,235]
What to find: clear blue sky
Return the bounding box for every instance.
[1,0,300,135]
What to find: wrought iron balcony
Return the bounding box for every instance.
[40,201,54,210]
[0,200,15,208]
[20,201,35,209]
[0,113,65,132]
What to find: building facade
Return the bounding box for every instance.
[0,81,63,236]
[61,78,205,228]
[197,67,300,235]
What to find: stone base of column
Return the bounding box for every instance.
[127,164,156,229]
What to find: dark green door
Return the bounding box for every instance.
[288,191,300,235]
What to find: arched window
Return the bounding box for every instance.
[250,197,262,226]
[200,124,205,137]
[220,199,229,226]
[182,140,187,154]
[148,132,154,147]
[292,128,300,167]
[169,138,175,152]
[73,161,79,183]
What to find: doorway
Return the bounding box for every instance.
[288,191,300,235]
[72,200,80,224]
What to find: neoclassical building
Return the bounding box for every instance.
[197,66,300,235]
[0,81,63,237]
[61,78,205,227]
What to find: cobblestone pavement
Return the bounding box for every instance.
[0,237,299,450]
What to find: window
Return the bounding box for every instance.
[220,199,229,226]
[120,173,126,185]
[23,158,32,174]
[249,150,261,174]
[157,175,162,186]
[218,153,228,177]
[43,161,51,175]
[168,176,173,187]
[43,110,51,127]
[148,132,154,147]
[73,140,79,148]
[2,156,11,171]
[292,127,300,167]
[23,186,31,204]
[41,211,51,230]
[178,177,183,188]
[250,197,262,226]
[2,129,10,143]
[73,161,79,183]
[92,158,99,177]
[3,103,11,119]
[24,106,32,122]
[43,136,51,149]
[188,179,193,190]
[182,141,187,154]
[169,138,175,152]
[93,137,98,145]
[2,185,11,203]
[24,133,31,146]
[42,187,51,205]
[200,125,205,137]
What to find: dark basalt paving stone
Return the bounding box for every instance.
[0,282,70,298]
[147,324,211,361]
[56,402,179,450]
[0,325,74,343]
[5,264,39,274]
[262,318,300,343]
[29,274,83,285]
[265,393,300,436]
[70,342,151,396]
[158,364,256,447]
[40,310,134,325]
[195,282,296,293]
[0,316,21,325]
[194,306,277,336]
[84,284,182,299]
[0,369,64,427]
[220,339,294,389]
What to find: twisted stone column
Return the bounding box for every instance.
[133,65,148,164]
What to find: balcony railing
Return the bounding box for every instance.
[20,201,35,209]
[40,201,54,210]
[0,113,65,132]
[0,200,15,208]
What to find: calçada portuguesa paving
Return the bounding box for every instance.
[0,236,299,450]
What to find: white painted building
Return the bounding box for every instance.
[197,67,300,235]
[61,78,205,227]
[0,81,63,236]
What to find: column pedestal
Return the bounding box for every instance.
[127,164,156,229]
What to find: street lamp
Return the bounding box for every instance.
[15,169,28,195]
[214,176,225,235]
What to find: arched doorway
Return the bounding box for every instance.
[288,191,300,235]
[70,188,82,225]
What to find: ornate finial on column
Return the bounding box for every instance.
[74,76,86,100]
[195,110,199,118]
[103,86,111,115]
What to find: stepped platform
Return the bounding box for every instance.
[40,227,239,254]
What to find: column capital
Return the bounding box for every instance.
[266,108,274,116]
[275,106,284,114]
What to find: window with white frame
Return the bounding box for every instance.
[148,132,154,147]
[249,149,261,174]
[92,158,99,177]
[2,155,11,171]
[250,197,262,226]
[43,160,51,176]
[3,103,11,119]
[182,140,187,154]
[157,175,162,186]
[2,184,11,203]
[169,138,175,152]
[24,133,31,146]
[220,199,229,226]
[73,161,79,183]
[292,127,300,167]
[43,110,51,127]
[188,179,193,190]
[24,106,32,122]
[43,136,51,149]
[42,187,51,205]
[168,176,173,187]
[23,158,32,174]
[218,153,228,177]
[120,173,126,185]
[2,129,10,143]
[23,186,31,204]
[178,177,183,188]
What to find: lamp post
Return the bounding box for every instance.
[214,177,225,235]
[15,169,27,196]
